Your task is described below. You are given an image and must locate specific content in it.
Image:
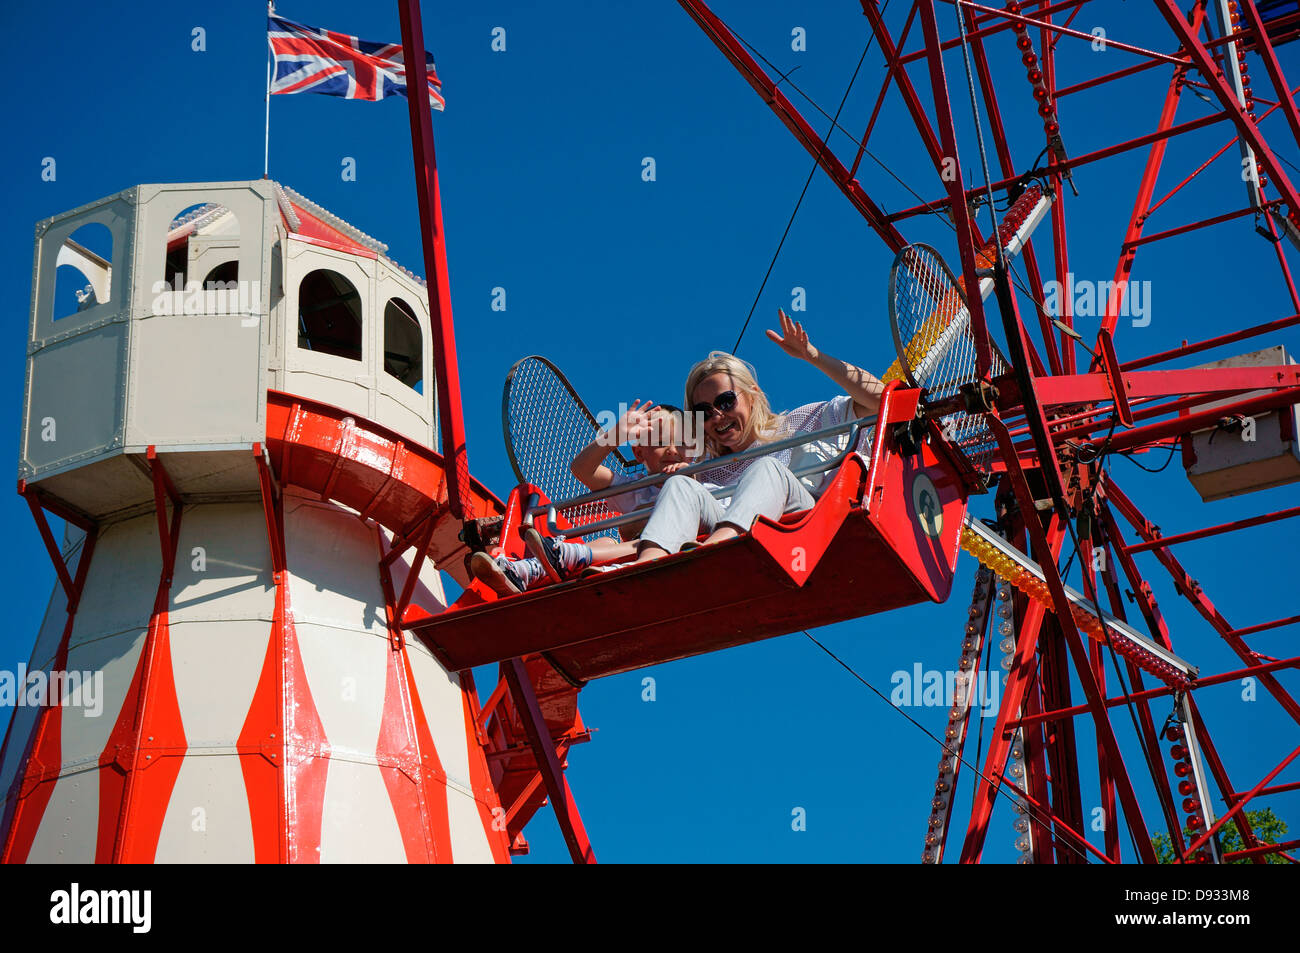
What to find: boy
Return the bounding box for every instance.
[469,401,702,595]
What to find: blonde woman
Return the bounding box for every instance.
[634,310,885,562]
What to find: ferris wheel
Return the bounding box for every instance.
[659,0,1300,864]
[4,1,1298,867]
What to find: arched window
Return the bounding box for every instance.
[164,203,209,290]
[53,222,113,321]
[383,297,423,391]
[203,260,238,288]
[164,203,238,292]
[298,269,363,361]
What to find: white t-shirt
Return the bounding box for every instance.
[605,469,658,515]
[695,395,871,497]
[783,395,869,495]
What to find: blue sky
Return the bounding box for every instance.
[1,1,1298,863]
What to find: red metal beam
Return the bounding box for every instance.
[855,1,919,175]
[1101,506,1268,861]
[1042,390,1279,447]
[993,416,1158,860]
[1145,85,1300,222]
[146,447,181,580]
[1179,742,1300,861]
[21,490,75,602]
[677,0,907,251]
[885,109,1235,223]
[1015,512,1085,863]
[1224,837,1300,861]
[1231,614,1300,638]
[899,0,1120,64]
[1022,630,1062,864]
[1030,364,1300,406]
[1014,655,1300,728]
[1056,57,1166,99]
[1264,209,1300,313]
[502,657,596,864]
[959,530,1065,862]
[958,0,1188,64]
[991,771,1117,864]
[1082,551,1120,861]
[917,0,995,375]
[398,0,472,520]
[1083,385,1300,454]
[1123,506,1300,554]
[1154,0,1300,233]
[1100,10,1198,346]
[860,1,957,196]
[1231,780,1300,800]
[961,0,1063,376]
[1107,479,1300,724]
[1241,0,1300,153]
[1122,200,1284,249]
[1097,533,1186,857]
[1184,696,1269,863]
[394,522,435,629]
[1121,312,1300,370]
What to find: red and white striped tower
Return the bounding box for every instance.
[0,180,518,863]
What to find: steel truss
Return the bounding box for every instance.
[680,0,1300,863]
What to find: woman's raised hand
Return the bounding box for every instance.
[766,309,819,363]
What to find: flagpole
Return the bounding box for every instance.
[397,0,472,522]
[264,2,274,177]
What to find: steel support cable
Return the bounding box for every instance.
[949,0,1067,514]
[1054,408,1170,857]
[736,15,1068,370]
[725,5,890,354]
[1074,420,1194,856]
[972,515,1050,851]
[729,17,953,226]
[970,554,997,813]
[802,630,1094,863]
[1061,493,1166,861]
[1062,415,1172,832]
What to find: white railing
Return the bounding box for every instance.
[523,415,877,539]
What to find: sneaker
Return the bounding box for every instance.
[468,551,524,596]
[523,527,566,580]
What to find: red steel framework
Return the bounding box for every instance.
[11,0,1298,864]
[673,0,1300,863]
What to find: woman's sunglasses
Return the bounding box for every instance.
[691,391,738,420]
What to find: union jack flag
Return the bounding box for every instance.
[268,15,445,110]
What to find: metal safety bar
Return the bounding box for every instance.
[523,415,877,539]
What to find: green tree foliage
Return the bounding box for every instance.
[1152,808,1289,864]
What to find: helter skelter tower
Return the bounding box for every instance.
[0,178,535,862]
[1,0,606,865]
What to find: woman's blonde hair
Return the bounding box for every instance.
[684,351,780,457]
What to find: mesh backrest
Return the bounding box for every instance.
[502,356,642,537]
[889,243,1009,475]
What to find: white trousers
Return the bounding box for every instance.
[639,457,816,554]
